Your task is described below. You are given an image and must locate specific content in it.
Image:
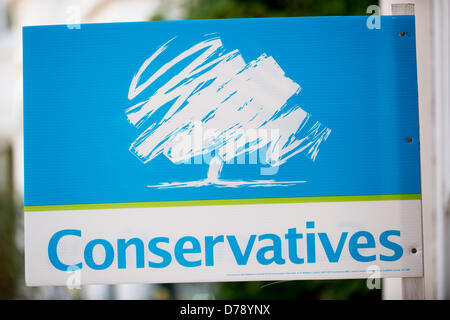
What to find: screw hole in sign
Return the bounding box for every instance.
[411,248,418,254]
[406,137,413,143]
[399,31,411,37]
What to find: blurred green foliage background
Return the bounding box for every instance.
[0,144,21,299]
[153,0,378,20]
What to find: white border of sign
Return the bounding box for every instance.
[25,200,423,286]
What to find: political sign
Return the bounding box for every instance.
[23,16,422,286]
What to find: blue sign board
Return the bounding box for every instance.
[23,16,423,286]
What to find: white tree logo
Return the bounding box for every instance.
[125,34,331,188]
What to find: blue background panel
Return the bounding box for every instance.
[23,16,421,206]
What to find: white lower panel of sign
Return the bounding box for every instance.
[24,200,423,286]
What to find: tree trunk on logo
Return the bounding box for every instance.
[206,156,224,183]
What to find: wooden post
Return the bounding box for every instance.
[391,3,415,15]
[383,3,430,300]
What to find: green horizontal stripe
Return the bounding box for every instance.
[24,194,421,212]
